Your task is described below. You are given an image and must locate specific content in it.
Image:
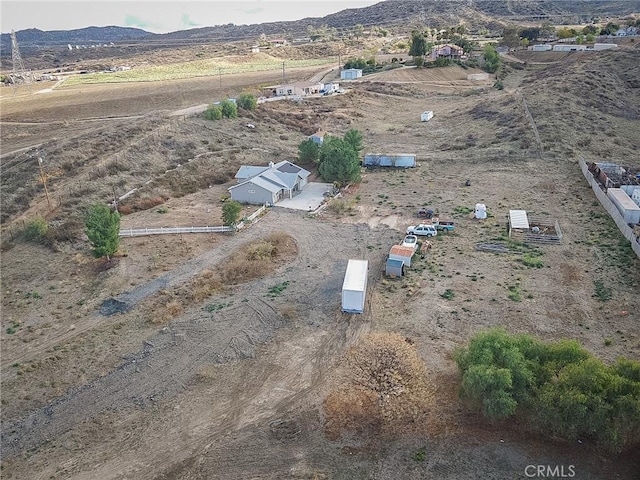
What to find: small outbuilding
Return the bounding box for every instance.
[467,73,489,80]
[309,130,325,144]
[342,259,369,314]
[389,245,415,267]
[607,188,640,224]
[509,209,530,237]
[421,111,434,122]
[385,258,405,277]
[341,68,362,80]
[363,153,416,168]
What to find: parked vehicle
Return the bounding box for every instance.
[402,234,418,250]
[434,218,455,232]
[406,224,437,237]
[416,208,434,219]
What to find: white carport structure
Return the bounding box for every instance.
[509,210,529,237]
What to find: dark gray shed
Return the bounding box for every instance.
[385,258,405,277]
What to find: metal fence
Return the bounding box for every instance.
[119,204,268,238]
[579,159,640,259]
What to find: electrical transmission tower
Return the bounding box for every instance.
[10,30,33,95]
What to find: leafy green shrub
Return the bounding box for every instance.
[237,93,257,110]
[220,99,238,118]
[455,328,640,452]
[24,216,48,242]
[84,204,120,260]
[204,104,223,120]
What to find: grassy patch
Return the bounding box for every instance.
[267,281,291,297]
[593,280,612,302]
[440,289,455,300]
[508,285,522,302]
[521,254,544,268]
[204,302,233,312]
[413,447,427,462]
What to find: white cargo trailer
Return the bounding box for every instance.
[341,259,368,313]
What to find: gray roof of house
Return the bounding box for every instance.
[229,175,282,194]
[235,165,269,179]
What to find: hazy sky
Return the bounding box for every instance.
[1,0,382,34]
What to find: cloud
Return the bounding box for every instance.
[124,14,163,31]
[181,13,200,28]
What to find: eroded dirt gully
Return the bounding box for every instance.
[1,208,397,477]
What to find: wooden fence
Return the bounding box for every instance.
[579,159,640,259]
[118,204,269,238]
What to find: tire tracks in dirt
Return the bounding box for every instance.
[1,209,398,465]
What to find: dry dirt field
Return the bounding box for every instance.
[1,46,639,480]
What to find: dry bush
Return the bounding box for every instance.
[324,332,434,441]
[123,196,166,213]
[246,240,275,260]
[278,303,298,320]
[324,386,380,441]
[219,232,296,284]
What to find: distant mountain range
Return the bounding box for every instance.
[2,0,639,51]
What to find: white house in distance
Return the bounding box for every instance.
[228,161,311,205]
[341,68,362,80]
[309,130,325,144]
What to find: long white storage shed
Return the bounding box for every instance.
[342,259,369,313]
[607,188,640,224]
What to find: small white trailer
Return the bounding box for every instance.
[421,111,434,122]
[341,259,368,313]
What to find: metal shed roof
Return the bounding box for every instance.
[342,259,368,292]
[509,210,530,229]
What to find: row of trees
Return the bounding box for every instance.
[298,129,363,186]
[204,93,257,121]
[455,328,640,452]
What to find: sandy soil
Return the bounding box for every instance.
[1,52,639,479]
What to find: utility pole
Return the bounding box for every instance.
[37,155,52,210]
[218,67,222,94]
[282,61,285,84]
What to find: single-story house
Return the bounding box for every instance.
[251,45,260,53]
[431,44,464,59]
[341,68,362,80]
[309,130,325,144]
[229,160,311,205]
[552,44,588,51]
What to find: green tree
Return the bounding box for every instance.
[501,26,521,49]
[222,200,243,227]
[237,93,257,110]
[204,104,223,120]
[85,204,120,260]
[220,99,238,118]
[482,44,501,74]
[409,31,427,57]
[354,24,364,39]
[298,139,320,164]
[343,129,364,153]
[455,328,535,419]
[318,137,361,186]
[586,33,595,43]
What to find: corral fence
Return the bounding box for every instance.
[579,158,640,259]
[119,204,268,238]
